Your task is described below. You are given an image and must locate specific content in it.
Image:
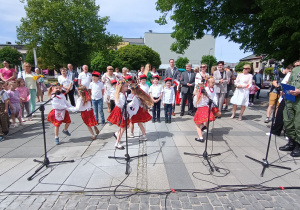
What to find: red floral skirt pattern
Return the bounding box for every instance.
[81,109,98,127]
[47,109,71,127]
[107,106,129,128]
[194,106,216,125]
[131,107,152,123]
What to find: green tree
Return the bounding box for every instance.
[117,45,161,70]
[201,55,217,72]
[90,50,120,72]
[0,46,22,66]
[235,61,252,73]
[156,0,300,66]
[264,67,274,76]
[175,57,189,69]
[25,49,34,66]
[17,0,122,69]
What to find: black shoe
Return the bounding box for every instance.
[152,119,156,123]
[180,113,184,116]
[279,139,296,151]
[291,143,300,157]
[224,106,228,111]
[201,126,207,132]
[195,137,204,142]
[157,119,161,123]
[165,119,169,123]
[188,112,193,116]
[168,119,171,124]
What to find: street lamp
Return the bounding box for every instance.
[208,48,213,74]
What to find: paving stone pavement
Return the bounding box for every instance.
[1,189,300,209]
[1,89,300,209]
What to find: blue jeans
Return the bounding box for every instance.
[164,104,172,121]
[92,98,105,124]
[152,98,161,120]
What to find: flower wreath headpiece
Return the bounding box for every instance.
[118,80,128,85]
[50,82,62,87]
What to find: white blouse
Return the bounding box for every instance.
[51,94,73,110]
[75,98,92,112]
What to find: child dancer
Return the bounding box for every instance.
[162,77,175,123]
[0,81,9,141]
[128,85,153,140]
[107,80,129,150]
[16,78,30,122]
[7,81,23,127]
[193,78,221,142]
[108,79,117,112]
[139,74,149,95]
[75,86,99,140]
[149,75,163,123]
[248,81,259,106]
[89,71,105,125]
[47,83,75,145]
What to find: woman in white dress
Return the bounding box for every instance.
[102,66,116,113]
[230,64,253,121]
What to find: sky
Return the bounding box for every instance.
[0,0,252,63]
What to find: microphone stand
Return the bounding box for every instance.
[184,95,221,173]
[108,92,147,175]
[245,67,291,177]
[27,96,74,181]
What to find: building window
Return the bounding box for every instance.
[256,62,259,68]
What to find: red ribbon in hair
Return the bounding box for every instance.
[84,90,91,101]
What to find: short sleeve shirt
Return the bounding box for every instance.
[24,73,37,89]
[0,90,9,103]
[58,75,73,91]
[255,73,263,84]
[149,84,163,98]
[0,68,16,81]
[78,72,92,88]
[89,81,105,100]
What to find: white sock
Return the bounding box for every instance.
[55,136,58,138]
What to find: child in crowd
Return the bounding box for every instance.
[88,71,105,125]
[16,78,30,122]
[75,86,99,140]
[125,75,134,103]
[0,81,9,141]
[139,74,149,94]
[47,83,75,145]
[162,77,175,123]
[107,80,130,150]
[193,78,221,142]
[128,85,153,140]
[149,75,163,123]
[248,81,259,106]
[7,81,23,127]
[108,79,117,112]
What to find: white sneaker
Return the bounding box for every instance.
[128,133,134,138]
[139,135,147,141]
[28,117,33,121]
[266,132,270,136]
[21,118,26,122]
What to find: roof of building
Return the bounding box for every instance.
[123,38,144,44]
[240,54,262,61]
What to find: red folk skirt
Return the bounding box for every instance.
[131,107,152,123]
[47,109,71,127]
[81,109,98,127]
[194,106,219,125]
[107,106,129,128]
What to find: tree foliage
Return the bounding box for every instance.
[175,57,189,69]
[235,61,252,73]
[156,0,300,66]
[201,55,217,71]
[91,45,162,71]
[264,67,274,76]
[17,0,122,69]
[0,46,22,66]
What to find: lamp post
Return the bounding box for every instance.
[208,48,213,74]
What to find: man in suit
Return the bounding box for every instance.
[165,59,180,116]
[213,61,228,112]
[180,63,195,116]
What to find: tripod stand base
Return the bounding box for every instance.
[245,155,291,177]
[108,153,147,174]
[28,158,75,181]
[184,152,221,173]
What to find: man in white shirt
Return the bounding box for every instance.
[139,74,149,95]
[78,65,92,88]
[149,75,163,122]
[88,71,105,124]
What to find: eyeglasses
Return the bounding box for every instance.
[25,66,31,67]
[243,68,250,70]
[200,66,206,68]
[108,69,113,70]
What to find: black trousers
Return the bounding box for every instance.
[271,99,285,136]
[110,100,115,112]
[152,97,161,120]
[181,91,193,114]
[172,85,177,112]
[256,83,261,99]
[249,94,255,103]
[67,88,76,106]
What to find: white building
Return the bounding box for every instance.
[144,32,215,67]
